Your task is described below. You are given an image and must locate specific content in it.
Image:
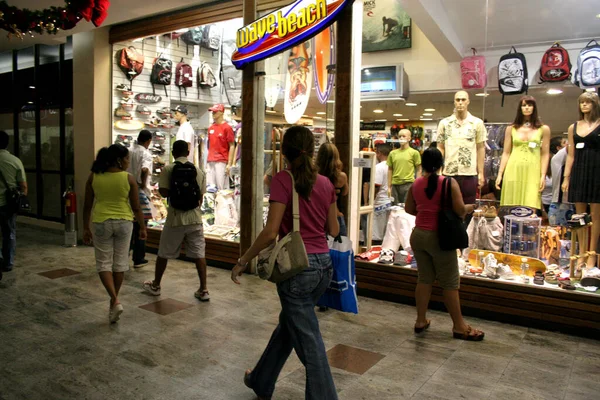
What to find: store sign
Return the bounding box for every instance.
[232,0,353,69]
[360,121,386,130]
[509,207,535,217]
[353,158,371,168]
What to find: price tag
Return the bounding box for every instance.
[576,142,585,149]
[353,158,371,168]
[229,166,240,176]
[491,231,500,237]
[528,142,537,149]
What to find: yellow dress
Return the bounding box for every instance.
[500,127,542,209]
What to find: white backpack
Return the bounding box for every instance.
[572,40,600,88]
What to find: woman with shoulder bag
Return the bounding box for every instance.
[231,126,340,400]
[405,148,484,341]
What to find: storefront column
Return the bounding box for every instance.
[240,0,266,268]
[334,1,362,250]
[72,27,112,238]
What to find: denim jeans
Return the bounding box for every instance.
[0,206,16,269]
[247,253,338,400]
[131,221,147,263]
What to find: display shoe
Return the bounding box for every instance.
[136,104,151,115]
[120,97,134,107]
[150,143,165,155]
[584,267,600,278]
[482,253,499,279]
[484,206,498,218]
[497,263,516,280]
[114,106,131,118]
[533,271,545,285]
[116,83,128,91]
[378,249,395,265]
[157,107,172,117]
[393,250,412,266]
[545,270,559,284]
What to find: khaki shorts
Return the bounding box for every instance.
[93,220,133,273]
[158,224,206,259]
[409,227,460,290]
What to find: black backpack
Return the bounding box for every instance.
[181,28,203,55]
[169,161,201,211]
[498,46,528,106]
[150,54,172,97]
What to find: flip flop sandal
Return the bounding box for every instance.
[414,320,431,334]
[453,326,485,341]
[533,275,545,285]
[559,279,576,290]
[355,251,372,261]
[545,271,558,284]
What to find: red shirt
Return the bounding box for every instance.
[269,171,336,254]
[411,175,444,231]
[207,123,235,163]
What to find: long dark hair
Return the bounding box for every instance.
[316,143,343,187]
[513,95,542,129]
[91,144,129,173]
[421,148,444,200]
[282,126,317,200]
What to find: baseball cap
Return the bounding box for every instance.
[208,104,225,112]
[171,105,188,114]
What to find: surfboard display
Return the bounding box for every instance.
[284,40,312,124]
[312,25,335,104]
[265,53,286,108]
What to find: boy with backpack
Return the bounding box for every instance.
[142,140,210,301]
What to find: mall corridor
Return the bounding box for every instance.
[0,224,598,400]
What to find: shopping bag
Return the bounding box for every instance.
[317,235,359,314]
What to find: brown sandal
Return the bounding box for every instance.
[453,326,485,341]
[414,319,431,333]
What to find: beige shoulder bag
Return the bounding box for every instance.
[256,170,309,283]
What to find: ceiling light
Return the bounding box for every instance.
[266,109,277,113]
[327,118,334,121]
[373,109,384,113]
[586,88,597,92]
[393,113,403,117]
[375,119,387,121]
[422,113,433,116]
[405,103,417,106]
[424,108,435,112]
[596,13,600,18]
[302,115,310,117]
[29,86,35,89]
[396,118,409,121]
[326,100,335,104]
[27,101,34,104]
[420,118,433,121]
[546,88,563,95]
[475,93,489,97]
[313,116,323,119]
[316,112,326,115]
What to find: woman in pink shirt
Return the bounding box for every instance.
[231,126,340,400]
[405,148,483,341]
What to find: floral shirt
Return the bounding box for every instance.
[437,112,487,176]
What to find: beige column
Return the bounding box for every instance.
[72,27,111,237]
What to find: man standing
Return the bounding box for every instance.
[437,91,487,204]
[142,140,209,301]
[0,131,27,279]
[550,136,568,205]
[373,143,391,241]
[207,104,235,190]
[387,129,421,204]
[172,105,195,163]
[127,129,153,268]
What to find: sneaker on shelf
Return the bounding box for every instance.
[151,144,165,155]
[120,97,134,107]
[115,135,133,147]
[378,249,395,265]
[114,106,131,118]
[153,131,166,139]
[393,250,412,266]
[109,303,123,323]
[497,263,516,280]
[157,107,172,117]
[482,253,499,279]
[133,260,148,268]
[584,267,600,278]
[194,290,210,302]
[116,83,128,91]
[136,104,151,115]
[142,280,161,296]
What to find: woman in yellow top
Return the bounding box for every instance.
[496,96,551,210]
[83,144,146,323]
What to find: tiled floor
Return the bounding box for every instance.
[1,225,600,399]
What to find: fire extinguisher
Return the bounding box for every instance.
[64,187,77,247]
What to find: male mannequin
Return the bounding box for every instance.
[172,105,195,163]
[387,129,421,204]
[207,104,235,190]
[437,91,487,204]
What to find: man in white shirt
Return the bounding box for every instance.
[550,136,568,204]
[127,130,153,268]
[172,105,195,163]
[373,143,391,241]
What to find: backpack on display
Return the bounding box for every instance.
[201,24,221,55]
[538,43,571,83]
[169,161,201,211]
[460,48,487,89]
[498,46,528,106]
[150,54,172,97]
[198,62,217,96]
[175,59,194,101]
[572,40,600,88]
[181,27,203,55]
[116,46,145,90]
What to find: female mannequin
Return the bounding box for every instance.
[562,92,600,269]
[496,96,551,210]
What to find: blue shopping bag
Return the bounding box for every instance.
[317,235,359,314]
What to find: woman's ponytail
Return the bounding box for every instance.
[282,126,318,200]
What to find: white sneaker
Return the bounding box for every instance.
[482,253,499,278]
[585,267,600,278]
[194,290,210,302]
[109,303,123,323]
[497,263,516,280]
[142,280,161,296]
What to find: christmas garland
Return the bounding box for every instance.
[0,0,110,39]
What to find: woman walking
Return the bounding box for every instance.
[405,148,483,341]
[317,142,349,236]
[231,126,340,400]
[83,144,147,323]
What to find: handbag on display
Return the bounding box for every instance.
[256,170,309,283]
[438,177,468,251]
[0,169,30,214]
[317,235,359,314]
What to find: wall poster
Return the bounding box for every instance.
[362,0,411,53]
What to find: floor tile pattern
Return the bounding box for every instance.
[139,298,194,315]
[37,268,81,279]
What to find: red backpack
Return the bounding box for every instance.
[116,46,144,90]
[539,43,571,83]
[460,48,487,89]
[175,60,193,100]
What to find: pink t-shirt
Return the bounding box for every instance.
[411,175,445,231]
[269,171,336,254]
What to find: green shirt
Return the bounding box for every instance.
[159,157,206,228]
[0,150,26,207]
[386,147,421,185]
[92,171,134,223]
